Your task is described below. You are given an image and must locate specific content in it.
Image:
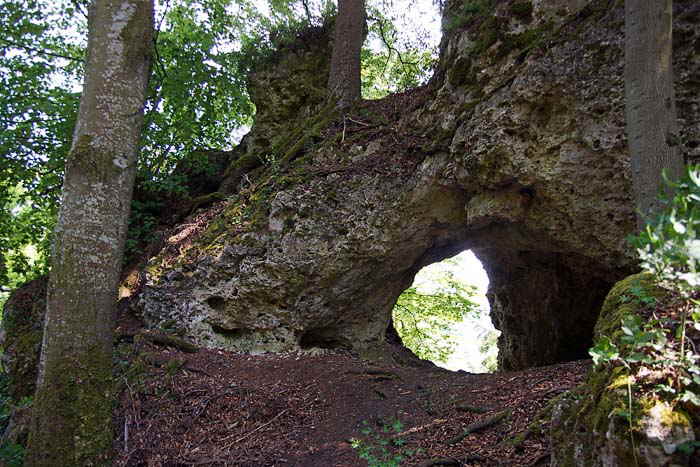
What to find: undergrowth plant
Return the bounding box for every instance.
[589,165,700,454]
[350,418,420,467]
[0,372,29,467]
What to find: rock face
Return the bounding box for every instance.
[135,0,700,370]
[0,277,46,403]
[0,277,47,448]
[550,274,697,466]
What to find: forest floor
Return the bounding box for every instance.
[113,326,589,467]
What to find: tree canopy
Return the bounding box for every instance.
[393,262,480,363]
[0,0,437,302]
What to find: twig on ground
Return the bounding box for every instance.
[223,408,290,449]
[445,410,511,445]
[392,418,448,438]
[346,117,370,126]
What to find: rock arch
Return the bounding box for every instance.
[136,0,699,370]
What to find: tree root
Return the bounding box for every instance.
[445,410,511,445]
[453,402,491,414]
[346,367,401,380]
[417,457,461,467]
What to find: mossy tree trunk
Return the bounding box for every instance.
[625,0,683,228]
[25,1,153,465]
[328,0,366,108]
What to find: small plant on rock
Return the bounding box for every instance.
[589,165,700,456]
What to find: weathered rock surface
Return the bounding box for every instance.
[0,277,46,402]
[550,274,698,466]
[0,277,47,449]
[136,0,700,370]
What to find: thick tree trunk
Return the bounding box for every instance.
[328,0,366,108]
[625,0,683,227]
[25,1,153,465]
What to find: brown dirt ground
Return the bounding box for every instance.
[113,334,589,467]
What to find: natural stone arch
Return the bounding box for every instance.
[135,0,699,371]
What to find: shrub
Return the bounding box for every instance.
[589,166,700,451]
[631,166,700,297]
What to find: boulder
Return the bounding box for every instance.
[550,274,698,466]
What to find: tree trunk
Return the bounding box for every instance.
[625,0,683,228]
[25,1,153,465]
[328,0,366,108]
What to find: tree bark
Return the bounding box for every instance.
[25,1,153,465]
[328,0,366,108]
[625,0,683,228]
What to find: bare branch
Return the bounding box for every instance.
[0,39,83,62]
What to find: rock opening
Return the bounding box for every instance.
[390,250,499,373]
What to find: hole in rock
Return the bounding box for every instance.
[206,296,226,311]
[211,325,248,339]
[391,250,499,373]
[299,326,347,350]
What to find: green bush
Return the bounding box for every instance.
[590,165,700,417]
[631,165,700,296]
[0,372,28,467]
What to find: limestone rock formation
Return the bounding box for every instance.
[136,0,700,370]
[0,278,46,403]
[0,277,47,448]
[550,274,697,466]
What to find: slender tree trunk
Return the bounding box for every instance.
[328,0,366,108]
[25,1,153,465]
[625,0,683,228]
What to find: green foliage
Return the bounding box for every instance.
[677,440,700,456]
[444,0,493,32]
[590,309,700,406]
[0,443,24,467]
[350,418,420,467]
[630,166,700,296]
[479,329,499,372]
[0,372,30,467]
[509,1,533,20]
[0,0,266,287]
[361,10,436,99]
[0,0,81,289]
[141,0,256,177]
[0,372,13,432]
[589,166,700,419]
[393,266,479,363]
[124,198,161,262]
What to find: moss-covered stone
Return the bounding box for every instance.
[550,273,697,466]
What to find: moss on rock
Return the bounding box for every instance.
[550,273,697,466]
[0,277,47,402]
